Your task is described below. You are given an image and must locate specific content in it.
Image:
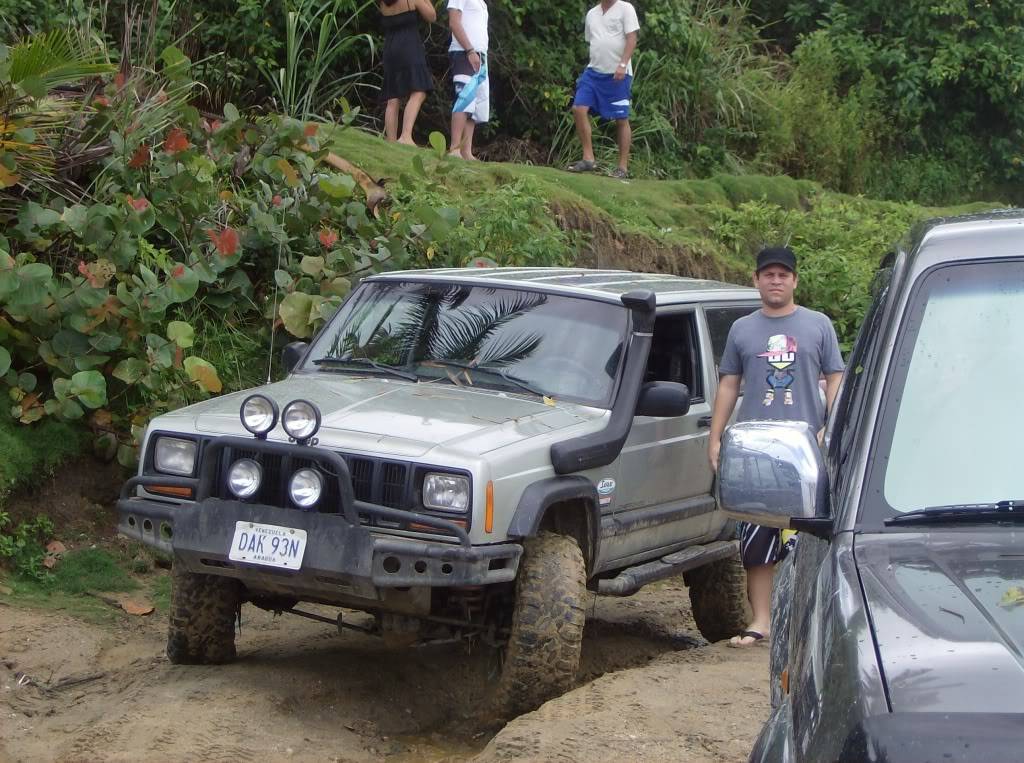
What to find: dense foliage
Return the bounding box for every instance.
[2,0,1020,203]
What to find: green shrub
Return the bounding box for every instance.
[0,511,54,579]
[394,173,578,269]
[754,31,887,194]
[761,0,1024,198]
[0,415,84,508]
[708,195,927,349]
[0,34,439,460]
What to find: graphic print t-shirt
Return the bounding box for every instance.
[719,306,845,429]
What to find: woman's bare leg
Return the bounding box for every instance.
[384,98,401,142]
[399,91,427,145]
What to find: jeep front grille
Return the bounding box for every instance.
[381,462,407,508]
[212,444,408,519]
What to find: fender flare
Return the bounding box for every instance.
[507,476,600,567]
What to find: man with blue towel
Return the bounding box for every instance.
[568,0,640,178]
[448,0,490,160]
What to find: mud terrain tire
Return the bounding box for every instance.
[495,532,586,718]
[685,550,750,643]
[166,560,241,665]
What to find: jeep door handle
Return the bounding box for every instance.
[697,416,712,428]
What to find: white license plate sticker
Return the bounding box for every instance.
[228,521,307,570]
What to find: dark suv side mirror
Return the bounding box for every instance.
[636,381,691,417]
[281,341,309,374]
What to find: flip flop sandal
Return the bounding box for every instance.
[567,160,596,172]
[728,630,767,647]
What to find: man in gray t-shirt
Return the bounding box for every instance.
[708,246,845,647]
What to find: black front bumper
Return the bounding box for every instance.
[117,436,521,600]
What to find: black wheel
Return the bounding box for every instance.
[495,532,586,718]
[166,558,242,665]
[685,549,751,643]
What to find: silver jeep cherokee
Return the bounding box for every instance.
[118,267,760,715]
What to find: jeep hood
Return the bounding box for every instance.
[161,375,603,457]
[855,530,1024,714]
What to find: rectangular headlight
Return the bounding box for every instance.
[422,473,470,512]
[154,437,197,476]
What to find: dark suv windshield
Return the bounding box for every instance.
[303,280,628,407]
[866,259,1023,519]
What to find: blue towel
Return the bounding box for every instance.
[453,58,488,113]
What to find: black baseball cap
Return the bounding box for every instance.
[756,246,797,273]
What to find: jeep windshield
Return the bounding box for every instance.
[866,258,1024,522]
[302,280,628,407]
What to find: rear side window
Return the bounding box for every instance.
[705,305,759,371]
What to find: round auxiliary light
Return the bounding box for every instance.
[281,399,321,442]
[227,458,262,499]
[240,394,279,438]
[289,468,323,509]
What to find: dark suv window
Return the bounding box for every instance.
[705,306,758,371]
[646,312,703,400]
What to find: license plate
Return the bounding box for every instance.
[228,521,306,570]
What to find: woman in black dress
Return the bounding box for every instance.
[380,0,436,145]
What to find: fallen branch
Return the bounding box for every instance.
[301,143,389,216]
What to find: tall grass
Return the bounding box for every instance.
[261,0,375,122]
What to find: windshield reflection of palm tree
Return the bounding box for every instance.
[328,285,547,383]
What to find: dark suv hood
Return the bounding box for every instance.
[856,530,1024,713]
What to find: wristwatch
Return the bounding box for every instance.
[617,62,627,69]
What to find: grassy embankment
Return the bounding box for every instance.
[330,127,1000,282]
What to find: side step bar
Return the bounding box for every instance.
[597,540,738,596]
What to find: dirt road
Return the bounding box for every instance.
[0,582,768,762]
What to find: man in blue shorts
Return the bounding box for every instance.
[568,0,640,178]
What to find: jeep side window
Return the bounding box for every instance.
[646,312,703,401]
[705,306,758,372]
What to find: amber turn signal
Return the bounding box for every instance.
[147,485,193,499]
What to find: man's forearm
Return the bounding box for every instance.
[710,380,739,444]
[620,31,637,65]
[824,372,843,415]
[449,13,474,51]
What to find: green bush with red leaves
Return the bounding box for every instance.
[0,41,425,464]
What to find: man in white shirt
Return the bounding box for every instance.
[447,0,489,160]
[568,0,640,178]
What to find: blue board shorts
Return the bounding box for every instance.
[572,67,632,121]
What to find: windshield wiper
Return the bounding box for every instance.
[885,500,1024,526]
[422,360,549,398]
[313,356,419,382]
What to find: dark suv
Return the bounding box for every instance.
[718,210,1024,762]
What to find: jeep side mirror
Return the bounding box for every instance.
[281,341,309,374]
[635,381,691,417]
[716,421,833,539]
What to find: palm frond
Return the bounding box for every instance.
[429,293,548,361]
[7,29,114,93]
[475,332,544,367]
